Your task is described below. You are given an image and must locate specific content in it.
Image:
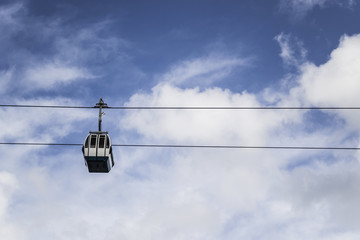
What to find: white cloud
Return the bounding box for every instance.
[275,32,307,67]
[0,172,17,218]
[0,3,129,93]
[0,3,23,31]
[123,83,287,146]
[0,98,93,142]
[54,22,130,66]
[0,96,96,239]
[0,68,13,94]
[297,34,360,106]
[0,172,23,240]
[159,53,247,86]
[280,0,327,12]
[24,63,93,90]
[279,0,356,18]
[289,34,360,130]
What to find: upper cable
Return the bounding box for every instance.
[2,104,360,110]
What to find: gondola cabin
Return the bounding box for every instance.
[82,132,114,173]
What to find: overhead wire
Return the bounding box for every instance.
[0,142,360,150]
[0,104,92,109]
[1,104,360,110]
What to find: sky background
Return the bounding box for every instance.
[1,0,360,239]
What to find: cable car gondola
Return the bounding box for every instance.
[82,98,114,173]
[82,131,114,172]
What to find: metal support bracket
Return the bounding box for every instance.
[94,98,108,132]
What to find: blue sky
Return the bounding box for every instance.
[2,0,360,239]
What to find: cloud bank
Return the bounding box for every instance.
[117,33,360,239]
